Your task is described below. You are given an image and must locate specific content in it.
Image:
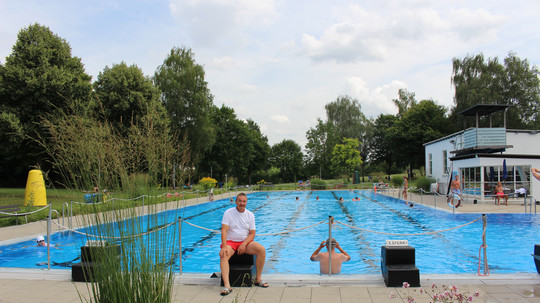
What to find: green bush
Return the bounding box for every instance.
[391,175,404,187]
[416,176,436,192]
[310,178,327,190]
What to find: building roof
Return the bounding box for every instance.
[458,104,511,116]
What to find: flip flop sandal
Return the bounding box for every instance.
[254,280,269,288]
[220,287,233,296]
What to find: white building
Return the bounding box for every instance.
[424,104,540,204]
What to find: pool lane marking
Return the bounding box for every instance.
[359,192,481,268]
[332,192,380,272]
[262,192,311,272]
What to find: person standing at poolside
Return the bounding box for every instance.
[219,193,268,296]
[402,176,408,201]
[310,238,350,274]
[448,175,462,207]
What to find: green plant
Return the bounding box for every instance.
[416,176,436,192]
[309,178,327,190]
[391,175,404,187]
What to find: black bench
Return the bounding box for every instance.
[381,245,420,287]
[0,205,27,224]
[221,253,256,287]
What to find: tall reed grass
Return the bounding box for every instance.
[77,199,179,303]
[38,104,190,302]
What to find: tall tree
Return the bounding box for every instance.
[325,95,372,180]
[94,62,165,134]
[370,114,398,174]
[331,138,363,179]
[245,119,271,184]
[451,52,540,129]
[270,139,303,183]
[0,23,92,186]
[388,100,452,171]
[198,105,254,184]
[393,88,418,118]
[325,95,365,139]
[154,47,216,165]
[304,118,339,179]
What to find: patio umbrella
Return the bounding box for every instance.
[489,167,495,181]
[502,159,508,181]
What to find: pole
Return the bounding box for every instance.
[178,217,183,275]
[481,214,488,275]
[328,216,333,276]
[47,215,51,270]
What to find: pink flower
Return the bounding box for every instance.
[403,282,410,288]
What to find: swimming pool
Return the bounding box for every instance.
[0,190,538,274]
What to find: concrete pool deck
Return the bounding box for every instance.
[0,190,538,302]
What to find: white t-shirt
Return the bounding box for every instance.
[221,207,256,242]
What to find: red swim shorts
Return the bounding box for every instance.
[496,192,505,197]
[221,240,244,251]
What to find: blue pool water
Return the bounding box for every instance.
[0,190,538,274]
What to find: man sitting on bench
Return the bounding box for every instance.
[219,193,268,296]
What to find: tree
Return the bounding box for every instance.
[331,138,363,179]
[94,62,165,134]
[503,53,540,128]
[0,23,92,186]
[304,118,339,179]
[270,139,303,183]
[388,100,452,171]
[325,95,372,180]
[451,52,540,129]
[325,95,365,139]
[154,47,216,165]
[370,114,398,174]
[393,88,418,118]
[245,119,271,184]
[198,105,254,184]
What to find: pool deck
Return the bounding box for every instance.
[0,190,538,302]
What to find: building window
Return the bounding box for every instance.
[428,153,432,176]
[442,150,448,174]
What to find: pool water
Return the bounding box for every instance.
[0,190,538,274]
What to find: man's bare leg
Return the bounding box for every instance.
[220,245,235,290]
[245,241,266,284]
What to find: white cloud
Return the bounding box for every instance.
[341,77,404,118]
[270,115,290,124]
[297,3,508,64]
[168,0,277,49]
[209,56,235,70]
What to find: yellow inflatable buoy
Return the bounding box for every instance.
[24,170,47,206]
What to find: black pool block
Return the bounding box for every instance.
[534,244,540,274]
[72,245,121,282]
[221,253,256,287]
[72,262,98,282]
[81,245,120,263]
[381,245,420,287]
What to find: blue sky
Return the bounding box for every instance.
[1,0,539,147]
